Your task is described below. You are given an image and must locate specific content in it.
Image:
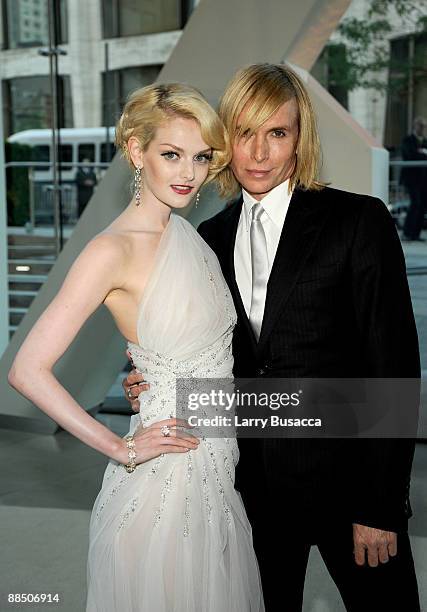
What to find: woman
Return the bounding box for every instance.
[8,83,264,611]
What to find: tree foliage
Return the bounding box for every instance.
[331,0,427,92]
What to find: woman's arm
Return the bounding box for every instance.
[8,233,129,463]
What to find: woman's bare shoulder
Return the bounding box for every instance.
[87,227,134,261]
[95,224,163,254]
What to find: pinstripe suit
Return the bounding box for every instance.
[198,185,420,611]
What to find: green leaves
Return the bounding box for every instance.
[328,0,427,92]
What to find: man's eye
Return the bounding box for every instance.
[161,151,179,160]
[272,130,286,137]
[236,128,251,139]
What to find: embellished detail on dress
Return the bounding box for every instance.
[186,451,193,483]
[104,464,118,482]
[147,454,166,478]
[183,495,191,538]
[153,471,174,527]
[95,469,134,520]
[204,440,232,525]
[203,256,236,327]
[223,449,234,483]
[117,495,139,531]
[183,451,193,537]
[201,464,213,524]
[204,256,215,283]
[128,332,234,380]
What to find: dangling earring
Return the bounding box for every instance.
[134,165,142,206]
[195,192,200,209]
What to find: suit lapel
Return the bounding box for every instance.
[220,197,259,350]
[257,187,329,352]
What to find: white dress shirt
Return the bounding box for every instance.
[234,179,293,317]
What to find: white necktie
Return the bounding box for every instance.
[249,202,268,340]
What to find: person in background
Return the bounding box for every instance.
[76,157,97,216]
[401,116,427,242]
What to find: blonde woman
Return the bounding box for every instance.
[8,83,264,612]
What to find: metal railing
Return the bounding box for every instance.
[5,161,111,245]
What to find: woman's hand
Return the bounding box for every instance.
[114,417,200,466]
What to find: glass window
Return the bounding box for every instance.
[4,75,73,136]
[102,64,162,127]
[33,144,50,171]
[384,32,427,151]
[102,0,186,38]
[311,43,349,110]
[58,145,73,170]
[78,144,96,162]
[3,0,68,48]
[59,144,72,162]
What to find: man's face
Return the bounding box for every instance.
[230,98,299,200]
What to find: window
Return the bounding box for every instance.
[78,144,95,162]
[102,64,162,127]
[311,43,349,110]
[384,32,427,152]
[33,144,50,171]
[102,0,192,38]
[3,74,73,136]
[58,145,73,170]
[2,0,68,49]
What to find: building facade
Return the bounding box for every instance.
[312,0,427,152]
[0,0,425,151]
[0,0,199,136]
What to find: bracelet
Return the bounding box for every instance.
[124,434,137,473]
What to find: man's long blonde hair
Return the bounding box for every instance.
[217,63,324,198]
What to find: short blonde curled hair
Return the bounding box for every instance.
[216,63,324,198]
[115,82,231,187]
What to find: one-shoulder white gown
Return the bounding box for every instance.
[86,213,264,611]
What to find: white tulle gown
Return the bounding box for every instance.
[86,213,264,611]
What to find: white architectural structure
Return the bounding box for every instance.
[0,0,397,432]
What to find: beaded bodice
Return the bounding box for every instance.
[126,213,237,428]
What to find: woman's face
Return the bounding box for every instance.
[139,117,212,210]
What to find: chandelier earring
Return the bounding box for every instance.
[195,191,200,209]
[134,165,143,207]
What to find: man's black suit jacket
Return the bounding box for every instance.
[198,185,420,538]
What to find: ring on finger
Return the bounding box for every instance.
[161,425,171,437]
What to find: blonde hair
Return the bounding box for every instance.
[216,63,324,198]
[115,82,231,187]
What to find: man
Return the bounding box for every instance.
[400,116,427,242]
[123,64,420,611]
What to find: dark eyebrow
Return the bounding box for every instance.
[159,143,212,154]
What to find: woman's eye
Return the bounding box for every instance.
[272,130,286,137]
[194,153,212,163]
[161,151,179,160]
